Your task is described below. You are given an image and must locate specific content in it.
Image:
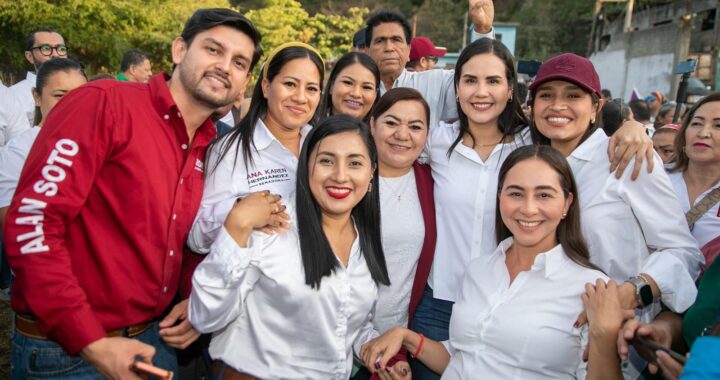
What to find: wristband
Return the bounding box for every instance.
[412,333,425,359]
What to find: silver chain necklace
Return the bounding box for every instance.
[380,173,413,201]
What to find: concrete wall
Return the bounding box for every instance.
[591,23,679,100]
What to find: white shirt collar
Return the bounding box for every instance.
[498,237,570,280]
[254,119,312,151]
[25,72,36,83]
[570,129,606,162]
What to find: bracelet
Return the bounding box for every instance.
[412,333,425,359]
[636,273,652,285]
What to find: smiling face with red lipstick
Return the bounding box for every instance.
[683,100,720,164]
[308,130,375,218]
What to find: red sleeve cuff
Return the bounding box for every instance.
[46,307,106,355]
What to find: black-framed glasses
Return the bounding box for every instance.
[31,44,68,57]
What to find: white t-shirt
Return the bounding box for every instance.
[188,119,310,253]
[189,224,378,379]
[0,126,40,207]
[426,121,530,301]
[373,171,424,334]
[442,238,607,380]
[667,171,720,248]
[568,129,702,313]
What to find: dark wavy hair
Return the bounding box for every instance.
[670,92,720,173]
[209,45,325,174]
[296,115,390,288]
[495,145,599,271]
[448,38,528,156]
[318,52,380,123]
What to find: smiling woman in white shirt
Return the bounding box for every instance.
[665,93,720,266]
[188,42,324,254]
[317,52,380,123]
[361,145,625,380]
[411,37,652,380]
[527,55,703,335]
[189,115,390,379]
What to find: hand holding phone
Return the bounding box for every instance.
[131,360,173,380]
[631,336,686,365]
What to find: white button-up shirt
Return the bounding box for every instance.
[189,225,379,380]
[8,72,37,127]
[187,119,310,253]
[0,127,40,207]
[442,238,607,380]
[426,121,530,301]
[0,85,32,146]
[379,30,494,128]
[667,171,720,248]
[568,130,703,313]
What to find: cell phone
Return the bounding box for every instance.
[131,360,174,380]
[674,59,697,75]
[631,336,687,365]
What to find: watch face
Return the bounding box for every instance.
[639,285,653,306]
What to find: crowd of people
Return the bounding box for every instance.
[0,0,718,379]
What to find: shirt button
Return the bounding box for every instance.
[169,250,174,257]
[163,114,169,120]
[172,214,177,220]
[179,178,184,185]
[162,286,168,293]
[181,144,188,150]
[177,112,182,118]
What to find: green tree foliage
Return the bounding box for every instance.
[243,0,367,63]
[0,0,226,83]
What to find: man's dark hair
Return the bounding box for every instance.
[353,28,367,49]
[601,88,612,99]
[180,8,263,71]
[25,28,62,51]
[120,49,148,72]
[365,11,412,46]
[628,99,651,122]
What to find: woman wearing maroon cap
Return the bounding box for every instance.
[528,54,703,376]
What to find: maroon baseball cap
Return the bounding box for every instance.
[409,37,447,61]
[529,53,602,97]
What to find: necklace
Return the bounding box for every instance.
[380,172,413,201]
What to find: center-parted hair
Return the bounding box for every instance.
[296,115,390,288]
[670,92,720,173]
[369,87,430,127]
[208,45,325,174]
[449,38,528,156]
[318,52,380,123]
[33,57,87,125]
[495,145,599,271]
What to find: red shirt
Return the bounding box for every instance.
[3,73,216,355]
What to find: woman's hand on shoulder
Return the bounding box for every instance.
[223,191,290,245]
[608,120,654,180]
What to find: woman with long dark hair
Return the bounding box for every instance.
[188,42,324,253]
[410,38,652,380]
[189,115,390,379]
[361,145,624,379]
[527,54,702,370]
[318,52,380,123]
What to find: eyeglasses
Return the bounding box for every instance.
[30,44,68,57]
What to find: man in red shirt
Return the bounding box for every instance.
[3,8,261,379]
